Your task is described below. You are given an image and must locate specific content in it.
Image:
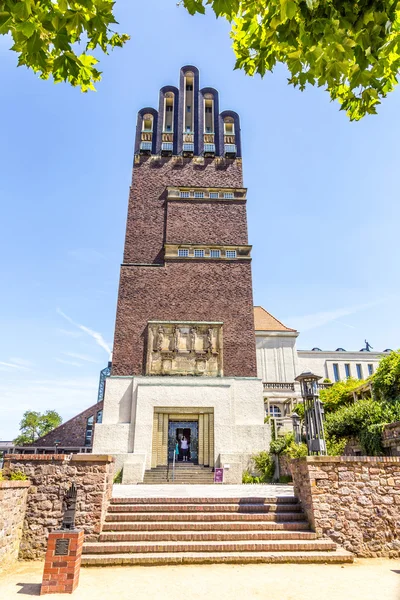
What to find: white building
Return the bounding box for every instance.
[254,306,390,434]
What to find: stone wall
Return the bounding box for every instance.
[3,454,114,559]
[0,481,30,568]
[292,456,400,557]
[383,421,400,456]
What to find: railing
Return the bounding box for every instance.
[224,143,237,156]
[263,382,295,392]
[317,383,333,390]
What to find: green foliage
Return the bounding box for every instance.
[323,378,332,384]
[324,397,400,455]
[242,470,264,484]
[10,470,28,481]
[113,469,122,484]
[0,470,3,481]
[325,434,348,456]
[182,0,400,120]
[270,433,307,458]
[319,377,366,414]
[372,349,400,403]
[13,410,62,445]
[252,450,276,482]
[279,475,293,484]
[0,0,129,91]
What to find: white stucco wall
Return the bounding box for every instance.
[93,375,270,480]
[255,332,299,382]
[297,351,383,382]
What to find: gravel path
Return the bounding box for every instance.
[1,559,399,599]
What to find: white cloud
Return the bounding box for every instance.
[0,360,29,371]
[55,358,83,367]
[63,352,99,364]
[286,300,382,332]
[57,308,111,355]
[57,328,83,338]
[9,357,34,367]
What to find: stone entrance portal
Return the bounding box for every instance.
[151,408,214,468]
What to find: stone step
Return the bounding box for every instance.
[108,503,302,513]
[81,549,354,566]
[142,479,215,484]
[102,520,310,532]
[111,496,298,505]
[99,530,317,542]
[83,539,338,555]
[105,511,306,522]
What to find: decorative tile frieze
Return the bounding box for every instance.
[146,321,223,376]
[164,244,251,261]
[167,186,247,201]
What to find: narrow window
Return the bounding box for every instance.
[85,415,94,446]
[269,405,282,418]
[226,250,237,258]
[184,73,194,133]
[204,95,214,134]
[178,249,189,257]
[180,191,190,198]
[345,363,351,378]
[210,249,221,258]
[163,93,174,133]
[194,249,205,258]
[223,192,234,199]
[209,192,219,199]
[96,410,103,424]
[356,364,363,379]
[333,363,340,382]
[224,118,234,135]
[368,364,374,376]
[142,114,153,132]
[194,191,204,198]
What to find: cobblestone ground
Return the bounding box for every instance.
[113,483,295,497]
[1,559,399,599]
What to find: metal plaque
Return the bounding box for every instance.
[55,539,70,556]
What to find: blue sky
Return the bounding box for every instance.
[1,1,400,440]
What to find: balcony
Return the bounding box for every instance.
[139,141,152,155]
[182,143,194,157]
[161,142,173,156]
[263,382,295,392]
[224,143,237,158]
[204,143,215,157]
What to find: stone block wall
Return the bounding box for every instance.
[3,454,114,559]
[0,481,30,568]
[292,456,400,557]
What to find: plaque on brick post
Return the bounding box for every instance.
[40,483,84,595]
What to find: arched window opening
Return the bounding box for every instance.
[204,94,214,134]
[224,117,235,135]
[184,73,194,133]
[269,405,282,418]
[163,93,174,133]
[142,114,153,132]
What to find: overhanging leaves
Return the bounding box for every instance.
[182,0,400,120]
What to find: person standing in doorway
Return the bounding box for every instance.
[181,436,189,462]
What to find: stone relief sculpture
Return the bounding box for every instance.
[147,322,223,376]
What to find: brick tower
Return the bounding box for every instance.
[93,66,268,483]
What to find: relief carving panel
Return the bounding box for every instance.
[147,322,223,376]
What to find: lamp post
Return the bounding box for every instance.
[291,412,302,445]
[294,370,327,456]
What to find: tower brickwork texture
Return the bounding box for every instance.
[112,66,257,378]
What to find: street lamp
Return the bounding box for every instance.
[294,370,327,455]
[291,412,302,445]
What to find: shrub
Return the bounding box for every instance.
[319,377,367,413]
[10,470,27,481]
[373,349,400,403]
[113,469,123,484]
[252,451,275,482]
[325,435,348,456]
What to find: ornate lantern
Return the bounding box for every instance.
[291,412,302,445]
[294,370,327,455]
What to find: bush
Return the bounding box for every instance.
[325,435,348,456]
[242,470,263,484]
[319,377,367,413]
[252,451,275,482]
[10,470,27,481]
[373,349,400,403]
[113,469,123,484]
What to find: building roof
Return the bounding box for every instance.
[253,306,297,332]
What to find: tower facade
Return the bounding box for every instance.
[93,66,268,483]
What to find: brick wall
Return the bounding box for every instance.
[113,155,257,378]
[0,481,30,568]
[3,454,114,559]
[113,261,257,377]
[31,401,104,448]
[292,456,400,557]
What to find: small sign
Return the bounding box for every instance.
[214,468,224,484]
[55,539,70,556]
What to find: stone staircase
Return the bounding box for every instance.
[82,496,353,565]
[142,464,214,485]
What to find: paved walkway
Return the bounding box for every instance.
[113,483,295,497]
[1,560,399,599]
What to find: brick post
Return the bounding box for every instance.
[40,530,84,595]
